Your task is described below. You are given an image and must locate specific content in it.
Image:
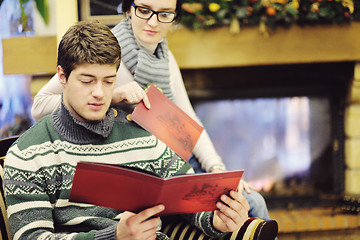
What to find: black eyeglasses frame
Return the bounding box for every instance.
[131,2,176,23]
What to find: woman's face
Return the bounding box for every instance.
[130,0,177,44]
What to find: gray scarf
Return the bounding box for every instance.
[112,17,175,101]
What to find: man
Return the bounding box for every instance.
[4,21,249,240]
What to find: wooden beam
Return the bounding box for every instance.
[167,22,360,69]
[2,22,360,75]
[2,35,57,75]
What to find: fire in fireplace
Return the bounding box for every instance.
[182,62,355,209]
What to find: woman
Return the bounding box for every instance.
[32,0,225,174]
[31,0,270,220]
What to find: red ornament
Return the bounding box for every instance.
[266,7,276,16]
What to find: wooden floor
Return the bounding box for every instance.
[278,228,360,240]
[269,207,360,239]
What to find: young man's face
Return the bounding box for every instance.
[58,63,117,122]
[130,0,177,44]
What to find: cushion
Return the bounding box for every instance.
[161,216,278,240]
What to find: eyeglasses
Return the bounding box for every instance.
[131,2,176,23]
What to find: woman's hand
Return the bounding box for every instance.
[112,81,151,109]
[213,191,250,233]
[209,169,255,194]
[116,204,164,240]
[237,179,256,194]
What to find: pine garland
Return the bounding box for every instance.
[180,0,360,36]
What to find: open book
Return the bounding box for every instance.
[69,162,244,215]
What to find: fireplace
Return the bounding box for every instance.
[181,62,355,209]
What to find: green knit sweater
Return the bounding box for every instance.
[4,104,227,240]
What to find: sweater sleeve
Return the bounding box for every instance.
[181,212,228,238]
[3,148,117,240]
[31,73,62,122]
[168,51,226,172]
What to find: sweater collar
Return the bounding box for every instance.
[51,102,115,144]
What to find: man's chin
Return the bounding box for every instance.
[81,112,107,122]
[87,116,107,122]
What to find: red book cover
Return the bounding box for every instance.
[69,162,244,215]
[130,84,204,160]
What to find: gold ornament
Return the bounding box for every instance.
[209,3,221,12]
[229,16,240,34]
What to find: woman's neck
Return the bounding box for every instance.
[133,34,160,54]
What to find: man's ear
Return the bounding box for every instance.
[57,66,67,86]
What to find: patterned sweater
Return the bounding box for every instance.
[4,104,227,240]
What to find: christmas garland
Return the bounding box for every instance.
[180,0,360,36]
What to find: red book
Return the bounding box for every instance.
[69,162,244,215]
[130,84,204,160]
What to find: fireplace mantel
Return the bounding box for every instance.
[167,22,360,69]
[2,22,360,75]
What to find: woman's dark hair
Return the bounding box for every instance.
[121,0,183,22]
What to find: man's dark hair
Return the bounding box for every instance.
[57,21,121,79]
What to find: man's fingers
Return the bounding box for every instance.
[218,191,249,220]
[135,204,165,224]
[121,211,136,220]
[229,191,250,212]
[217,194,241,220]
[141,223,160,240]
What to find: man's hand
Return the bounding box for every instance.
[112,81,151,109]
[116,204,164,240]
[213,191,250,233]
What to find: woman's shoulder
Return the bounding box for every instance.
[167,49,181,73]
[167,49,177,62]
[110,20,124,36]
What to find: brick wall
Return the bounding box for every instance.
[345,63,360,196]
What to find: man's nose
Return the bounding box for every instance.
[92,82,105,98]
